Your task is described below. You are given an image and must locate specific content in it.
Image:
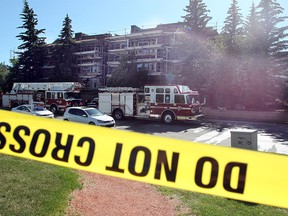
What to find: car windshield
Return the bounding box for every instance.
[85,108,103,116]
[25,105,32,111]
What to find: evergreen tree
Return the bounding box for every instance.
[0,63,9,91]
[255,0,288,108]
[222,0,244,52]
[182,0,212,36]
[244,2,262,53]
[51,14,77,81]
[256,0,288,55]
[0,63,9,81]
[3,58,19,92]
[177,0,215,97]
[15,0,46,81]
[174,36,213,90]
[206,0,245,108]
[59,14,74,45]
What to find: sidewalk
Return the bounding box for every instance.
[203,107,288,124]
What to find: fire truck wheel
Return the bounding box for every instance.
[50,105,57,114]
[113,109,124,120]
[162,111,175,124]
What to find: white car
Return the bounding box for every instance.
[63,107,115,127]
[11,104,54,118]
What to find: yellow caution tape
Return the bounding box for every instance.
[0,110,288,209]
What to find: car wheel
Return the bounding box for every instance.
[162,111,175,124]
[89,122,95,125]
[113,109,124,120]
[64,119,69,121]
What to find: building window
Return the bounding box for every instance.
[150,39,156,45]
[138,41,149,46]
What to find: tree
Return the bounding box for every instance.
[50,14,77,81]
[206,0,245,109]
[221,0,244,52]
[244,2,262,54]
[174,35,213,90]
[235,3,267,109]
[0,63,9,90]
[15,0,46,81]
[175,0,214,97]
[3,58,19,92]
[107,52,148,88]
[256,0,288,55]
[0,63,9,80]
[182,0,212,36]
[254,0,288,108]
[59,14,74,45]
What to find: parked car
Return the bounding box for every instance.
[63,106,115,127]
[11,104,54,118]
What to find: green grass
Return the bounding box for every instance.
[1,153,287,216]
[0,154,81,216]
[158,186,288,216]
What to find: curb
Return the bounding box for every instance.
[203,108,288,124]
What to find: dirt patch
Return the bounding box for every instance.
[66,171,188,216]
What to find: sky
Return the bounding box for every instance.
[1,0,288,65]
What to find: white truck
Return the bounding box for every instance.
[98,85,204,124]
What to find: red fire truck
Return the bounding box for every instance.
[2,82,83,113]
[98,84,205,124]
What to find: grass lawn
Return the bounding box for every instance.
[1,153,287,215]
[0,154,81,216]
[158,186,288,216]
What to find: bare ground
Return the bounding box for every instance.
[66,171,190,216]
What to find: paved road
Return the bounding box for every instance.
[55,115,288,155]
[114,118,288,155]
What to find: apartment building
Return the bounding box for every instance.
[74,32,111,88]
[107,23,186,84]
[43,22,195,89]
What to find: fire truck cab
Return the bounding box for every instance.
[98,84,204,124]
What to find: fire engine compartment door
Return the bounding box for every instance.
[136,93,150,117]
[98,92,112,115]
[119,93,134,117]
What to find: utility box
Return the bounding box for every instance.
[231,130,258,151]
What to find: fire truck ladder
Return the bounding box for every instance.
[98,87,140,92]
[11,82,82,93]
